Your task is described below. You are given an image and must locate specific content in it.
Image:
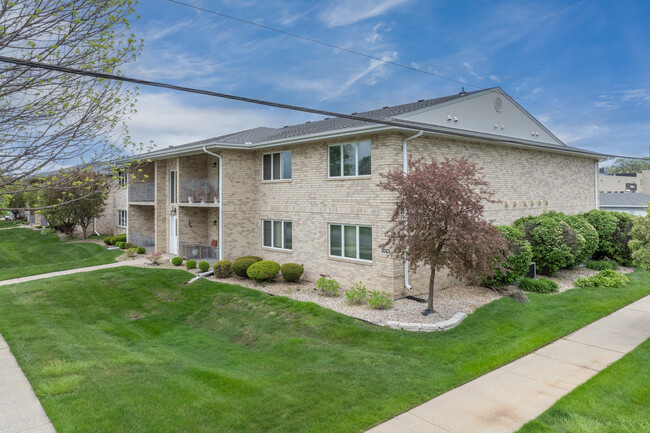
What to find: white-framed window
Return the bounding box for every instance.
[328,141,371,178]
[262,220,292,250]
[329,224,372,261]
[118,210,127,227]
[118,170,127,187]
[263,151,292,180]
[170,170,177,203]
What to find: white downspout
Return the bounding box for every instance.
[595,160,599,209]
[93,217,100,236]
[202,146,223,261]
[403,130,423,290]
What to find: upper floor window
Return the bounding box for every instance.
[170,170,177,203]
[329,141,371,178]
[263,151,291,180]
[118,170,127,187]
[263,220,292,250]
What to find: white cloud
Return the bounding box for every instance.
[462,62,482,80]
[126,93,309,149]
[489,75,500,82]
[321,51,398,100]
[138,20,193,43]
[320,0,411,27]
[622,88,650,104]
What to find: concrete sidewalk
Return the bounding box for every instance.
[368,295,650,433]
[0,334,56,433]
[0,259,148,287]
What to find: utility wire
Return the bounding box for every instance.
[167,0,593,120]
[1,55,646,160]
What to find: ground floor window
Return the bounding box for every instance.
[263,220,292,250]
[118,210,127,227]
[329,224,372,261]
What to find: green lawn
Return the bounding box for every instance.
[518,338,650,433]
[0,228,121,280]
[0,220,22,228]
[0,267,648,433]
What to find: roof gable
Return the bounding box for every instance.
[392,88,565,147]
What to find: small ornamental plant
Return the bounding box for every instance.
[316,277,340,297]
[103,236,112,245]
[575,270,630,288]
[366,291,393,310]
[136,247,146,254]
[171,256,183,266]
[116,241,126,249]
[185,259,197,270]
[518,277,559,294]
[198,260,210,272]
[585,260,618,271]
[213,260,232,278]
[345,281,368,305]
[146,252,163,265]
[232,258,257,278]
[122,246,138,258]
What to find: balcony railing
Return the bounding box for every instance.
[180,241,219,261]
[129,182,155,202]
[129,232,155,248]
[180,178,219,204]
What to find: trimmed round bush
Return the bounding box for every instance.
[125,242,133,249]
[236,255,263,262]
[213,260,232,278]
[280,263,304,282]
[515,216,577,276]
[198,260,210,272]
[136,247,146,254]
[247,260,280,282]
[482,226,532,288]
[171,256,183,266]
[232,258,257,277]
[110,234,126,245]
[583,210,634,265]
[186,259,197,269]
[585,260,618,271]
[116,241,126,249]
[518,277,559,294]
[103,236,112,245]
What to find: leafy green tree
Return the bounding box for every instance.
[629,205,650,270]
[0,0,143,210]
[608,159,650,174]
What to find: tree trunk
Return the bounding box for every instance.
[80,224,88,240]
[428,267,436,311]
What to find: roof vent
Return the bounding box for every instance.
[459,87,467,95]
[283,125,288,128]
[382,106,389,109]
[351,112,358,115]
[245,141,252,145]
[306,121,311,123]
[418,99,425,102]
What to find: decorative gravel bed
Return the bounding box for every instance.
[549,265,635,293]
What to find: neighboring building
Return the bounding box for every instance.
[113,87,604,297]
[598,170,650,194]
[599,192,650,216]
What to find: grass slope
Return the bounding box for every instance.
[0,228,121,280]
[0,220,22,228]
[518,338,650,433]
[0,267,648,433]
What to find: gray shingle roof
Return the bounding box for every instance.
[600,192,650,207]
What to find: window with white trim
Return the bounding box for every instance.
[263,151,292,180]
[118,170,127,187]
[329,141,371,177]
[118,210,127,227]
[263,220,292,250]
[170,170,177,203]
[329,224,372,261]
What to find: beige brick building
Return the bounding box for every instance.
[119,88,603,297]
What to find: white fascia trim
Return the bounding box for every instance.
[599,205,647,208]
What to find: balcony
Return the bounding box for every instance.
[129,182,155,203]
[181,241,219,261]
[180,178,219,205]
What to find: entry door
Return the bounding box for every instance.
[169,214,178,255]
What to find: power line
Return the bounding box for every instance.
[1,55,646,160]
[167,0,593,120]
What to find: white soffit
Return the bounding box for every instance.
[393,89,565,147]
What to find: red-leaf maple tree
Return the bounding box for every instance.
[379,157,507,311]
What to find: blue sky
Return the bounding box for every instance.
[126,0,650,161]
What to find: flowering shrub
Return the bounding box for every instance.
[146,252,163,265]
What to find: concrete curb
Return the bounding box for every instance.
[386,312,468,332]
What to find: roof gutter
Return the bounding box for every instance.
[403,130,423,291]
